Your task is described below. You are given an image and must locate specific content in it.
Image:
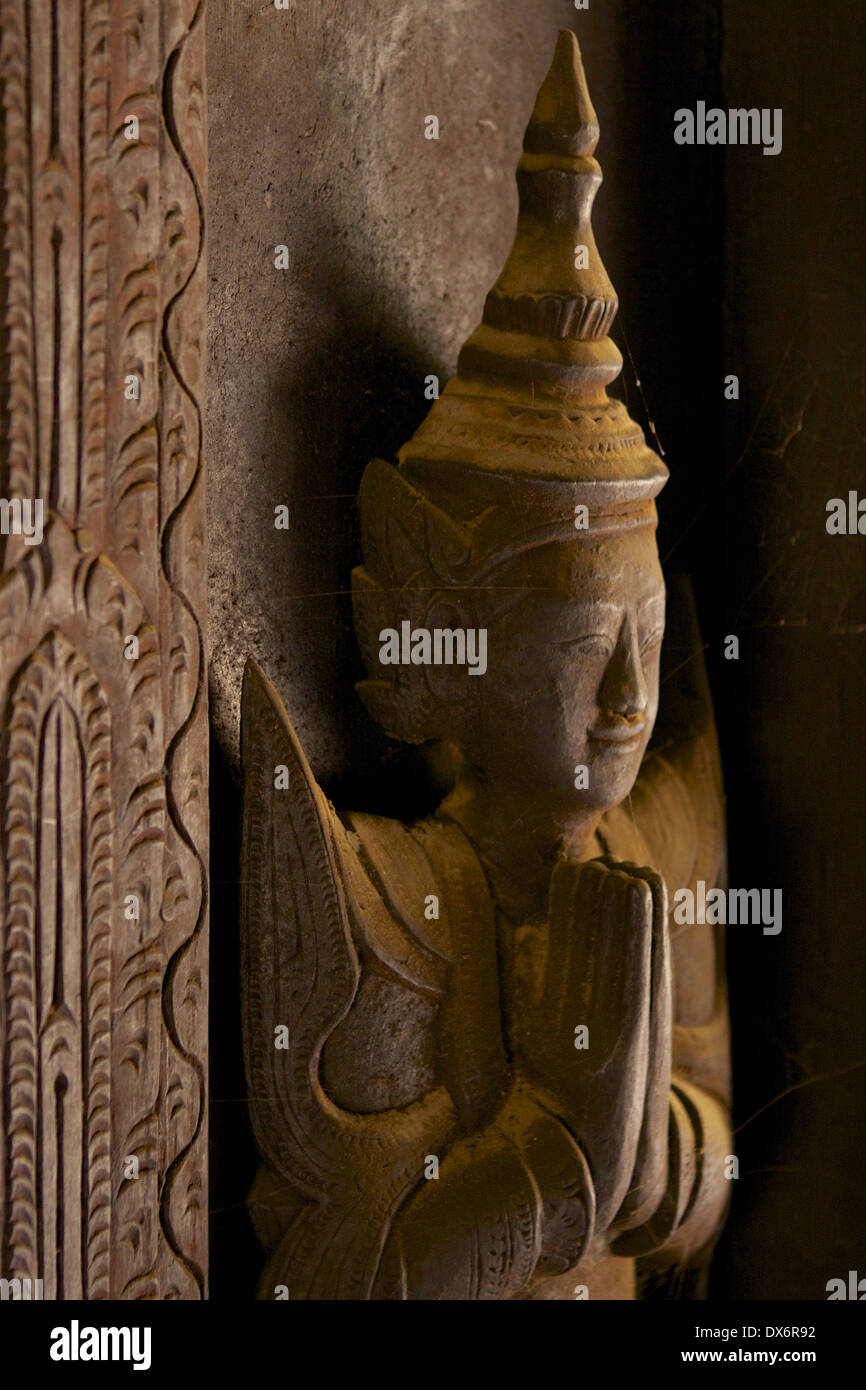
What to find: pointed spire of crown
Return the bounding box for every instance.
[458,29,621,398]
[393,30,666,502]
[523,27,599,158]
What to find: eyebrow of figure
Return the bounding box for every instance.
[556,602,620,636]
[566,600,620,619]
[494,592,621,623]
[554,597,663,644]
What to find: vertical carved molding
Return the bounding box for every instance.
[0,0,208,1298]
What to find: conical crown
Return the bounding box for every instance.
[395,29,667,510]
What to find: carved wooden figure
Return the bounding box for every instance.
[241,30,731,1301]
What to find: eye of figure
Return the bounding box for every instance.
[639,626,665,655]
[555,633,615,656]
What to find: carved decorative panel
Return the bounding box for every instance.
[0,0,207,1298]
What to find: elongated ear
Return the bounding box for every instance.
[350,566,432,743]
[416,592,484,709]
[351,569,479,746]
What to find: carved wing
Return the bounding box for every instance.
[240,660,456,1298]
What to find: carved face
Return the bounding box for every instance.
[457,523,665,817]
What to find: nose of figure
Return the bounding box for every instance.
[598,617,648,725]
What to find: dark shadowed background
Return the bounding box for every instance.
[206,0,866,1299]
